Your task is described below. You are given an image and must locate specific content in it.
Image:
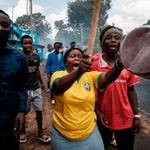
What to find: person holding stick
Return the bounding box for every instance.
[50,46,125,150]
[91,24,141,150]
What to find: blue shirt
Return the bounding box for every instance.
[46,50,66,75]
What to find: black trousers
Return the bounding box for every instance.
[0,135,19,150]
[97,121,135,150]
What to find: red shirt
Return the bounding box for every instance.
[91,53,140,130]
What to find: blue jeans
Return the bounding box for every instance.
[51,125,104,150]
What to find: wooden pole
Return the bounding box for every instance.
[86,0,101,55]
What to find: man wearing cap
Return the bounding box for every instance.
[91,24,141,150]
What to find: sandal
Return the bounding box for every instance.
[37,135,51,143]
[110,138,117,146]
[19,134,27,143]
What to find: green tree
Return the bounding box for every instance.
[54,20,80,47]
[15,13,51,41]
[67,0,111,30]
[67,0,111,49]
[55,0,111,52]
[144,19,150,25]
[54,20,67,31]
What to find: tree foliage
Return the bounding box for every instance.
[67,0,111,31]
[54,20,78,47]
[54,20,67,31]
[144,19,150,25]
[15,12,51,39]
[55,0,111,51]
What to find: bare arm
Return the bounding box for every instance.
[128,86,139,115]
[37,68,45,90]
[99,59,123,89]
[52,69,81,95]
[128,86,141,133]
[52,54,91,95]
[53,54,123,95]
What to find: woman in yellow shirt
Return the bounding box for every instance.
[50,47,123,150]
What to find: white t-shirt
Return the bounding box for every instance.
[45,50,54,59]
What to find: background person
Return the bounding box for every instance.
[59,42,67,55]
[45,43,54,60]
[20,35,50,144]
[45,44,54,92]
[70,41,76,49]
[46,42,66,104]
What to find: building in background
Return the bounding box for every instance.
[8,23,44,62]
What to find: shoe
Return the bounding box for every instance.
[37,135,51,143]
[19,134,27,143]
[110,138,117,146]
[51,100,55,105]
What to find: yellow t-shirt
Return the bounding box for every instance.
[50,70,102,140]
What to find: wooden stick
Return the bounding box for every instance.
[86,0,101,55]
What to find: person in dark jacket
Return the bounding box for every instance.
[70,41,76,49]
[0,10,29,150]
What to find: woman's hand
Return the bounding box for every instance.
[79,53,92,74]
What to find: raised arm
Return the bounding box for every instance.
[52,69,80,95]
[52,53,92,95]
[99,59,123,89]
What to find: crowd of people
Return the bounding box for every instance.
[0,9,141,150]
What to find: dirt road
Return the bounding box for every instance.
[20,89,53,150]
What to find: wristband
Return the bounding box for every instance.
[115,59,123,71]
[133,114,141,119]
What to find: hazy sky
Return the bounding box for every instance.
[1,0,150,38]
